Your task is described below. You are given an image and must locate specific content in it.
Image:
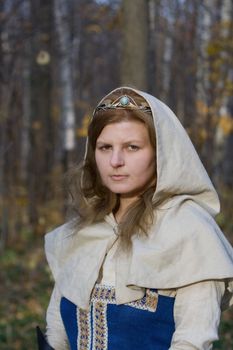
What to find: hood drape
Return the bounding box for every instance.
[45,87,233,310]
[96,87,220,215]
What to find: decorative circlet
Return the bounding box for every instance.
[94,95,151,114]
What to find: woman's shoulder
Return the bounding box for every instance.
[150,199,233,254]
[156,198,220,234]
[44,221,78,280]
[45,221,75,250]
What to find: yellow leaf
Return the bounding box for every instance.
[218,116,233,135]
[86,24,102,33]
[77,114,90,137]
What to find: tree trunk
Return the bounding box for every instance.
[182,0,199,142]
[0,1,12,249]
[54,0,76,169]
[0,35,9,250]
[121,0,149,90]
[28,0,53,226]
[21,0,31,183]
[215,0,233,186]
[148,0,156,95]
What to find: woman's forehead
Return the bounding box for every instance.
[96,120,150,140]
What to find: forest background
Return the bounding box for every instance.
[0,0,233,348]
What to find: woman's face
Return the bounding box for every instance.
[95,120,156,201]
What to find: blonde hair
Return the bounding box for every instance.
[66,89,157,249]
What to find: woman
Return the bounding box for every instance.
[44,87,233,350]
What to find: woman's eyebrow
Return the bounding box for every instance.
[97,138,143,143]
[96,140,111,145]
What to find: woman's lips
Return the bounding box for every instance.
[110,175,128,181]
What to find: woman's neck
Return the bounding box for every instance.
[114,196,138,223]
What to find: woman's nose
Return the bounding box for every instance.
[110,150,124,167]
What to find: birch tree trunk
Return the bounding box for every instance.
[54,0,76,168]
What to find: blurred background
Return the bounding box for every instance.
[0,0,233,348]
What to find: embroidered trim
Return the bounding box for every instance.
[77,307,91,350]
[91,284,116,304]
[91,284,158,312]
[76,285,158,350]
[93,302,108,350]
[128,289,158,312]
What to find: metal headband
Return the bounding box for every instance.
[94,95,151,114]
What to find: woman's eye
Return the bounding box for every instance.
[97,145,112,151]
[128,145,139,151]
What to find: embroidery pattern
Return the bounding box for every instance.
[77,285,158,350]
[91,284,158,312]
[91,284,116,304]
[127,289,158,312]
[92,301,108,350]
[77,307,91,350]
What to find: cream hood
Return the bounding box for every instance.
[95,87,220,215]
[45,87,233,310]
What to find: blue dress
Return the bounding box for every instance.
[60,284,175,350]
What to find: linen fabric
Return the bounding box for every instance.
[45,87,233,349]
